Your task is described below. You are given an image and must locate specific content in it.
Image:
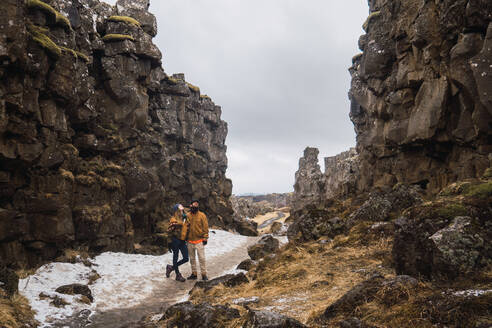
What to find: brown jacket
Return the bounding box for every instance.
[185,210,209,242]
[169,212,187,240]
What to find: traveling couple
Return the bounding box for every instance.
[166,200,209,282]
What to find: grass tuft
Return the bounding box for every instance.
[107,16,141,27]
[102,34,135,42]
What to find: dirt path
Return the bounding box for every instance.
[52,236,260,328]
[257,211,286,229]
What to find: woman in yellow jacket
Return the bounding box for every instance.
[165,204,189,282]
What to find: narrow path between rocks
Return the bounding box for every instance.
[85,237,259,328]
[257,211,287,229]
[20,230,262,328]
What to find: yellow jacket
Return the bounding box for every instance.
[185,210,209,242]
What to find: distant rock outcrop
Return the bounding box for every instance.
[350,0,492,193]
[0,0,233,268]
[291,147,325,211]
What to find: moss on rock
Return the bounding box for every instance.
[362,11,381,32]
[107,16,141,27]
[102,34,135,42]
[200,94,211,100]
[165,76,179,85]
[187,82,200,93]
[26,0,71,30]
[28,28,61,58]
[464,181,492,199]
[60,46,89,62]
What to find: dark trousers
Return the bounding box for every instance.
[171,236,189,274]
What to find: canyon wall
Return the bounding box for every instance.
[0,0,233,268]
[350,0,492,192]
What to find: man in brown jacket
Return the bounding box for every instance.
[185,200,209,281]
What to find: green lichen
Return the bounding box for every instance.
[26,0,72,30]
[102,34,135,42]
[107,16,141,27]
[187,82,200,93]
[482,167,492,179]
[362,11,381,32]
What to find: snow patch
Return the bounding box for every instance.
[19,229,250,327]
[452,289,492,297]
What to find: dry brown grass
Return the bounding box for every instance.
[0,291,37,328]
[189,233,394,326]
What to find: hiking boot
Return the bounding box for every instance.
[176,273,186,282]
[202,275,208,281]
[166,264,173,278]
[187,273,197,280]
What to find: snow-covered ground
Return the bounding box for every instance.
[18,229,253,327]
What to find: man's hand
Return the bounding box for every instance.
[203,240,207,246]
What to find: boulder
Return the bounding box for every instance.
[162,302,240,328]
[55,283,93,302]
[322,275,385,319]
[287,208,348,242]
[247,235,280,260]
[244,309,306,328]
[338,318,376,328]
[348,184,423,224]
[269,221,284,235]
[237,259,257,271]
[191,273,249,293]
[233,218,259,237]
[320,275,418,321]
[392,198,492,280]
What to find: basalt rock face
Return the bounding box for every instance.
[0,0,233,268]
[350,0,492,193]
[324,148,360,200]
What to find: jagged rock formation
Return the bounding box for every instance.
[350,0,492,193]
[0,0,233,268]
[291,147,360,210]
[291,147,325,211]
[230,196,273,220]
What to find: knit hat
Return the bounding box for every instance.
[172,204,180,212]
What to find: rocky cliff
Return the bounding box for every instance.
[0,0,233,269]
[291,147,360,210]
[350,0,492,192]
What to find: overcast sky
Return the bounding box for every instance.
[106,0,368,195]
